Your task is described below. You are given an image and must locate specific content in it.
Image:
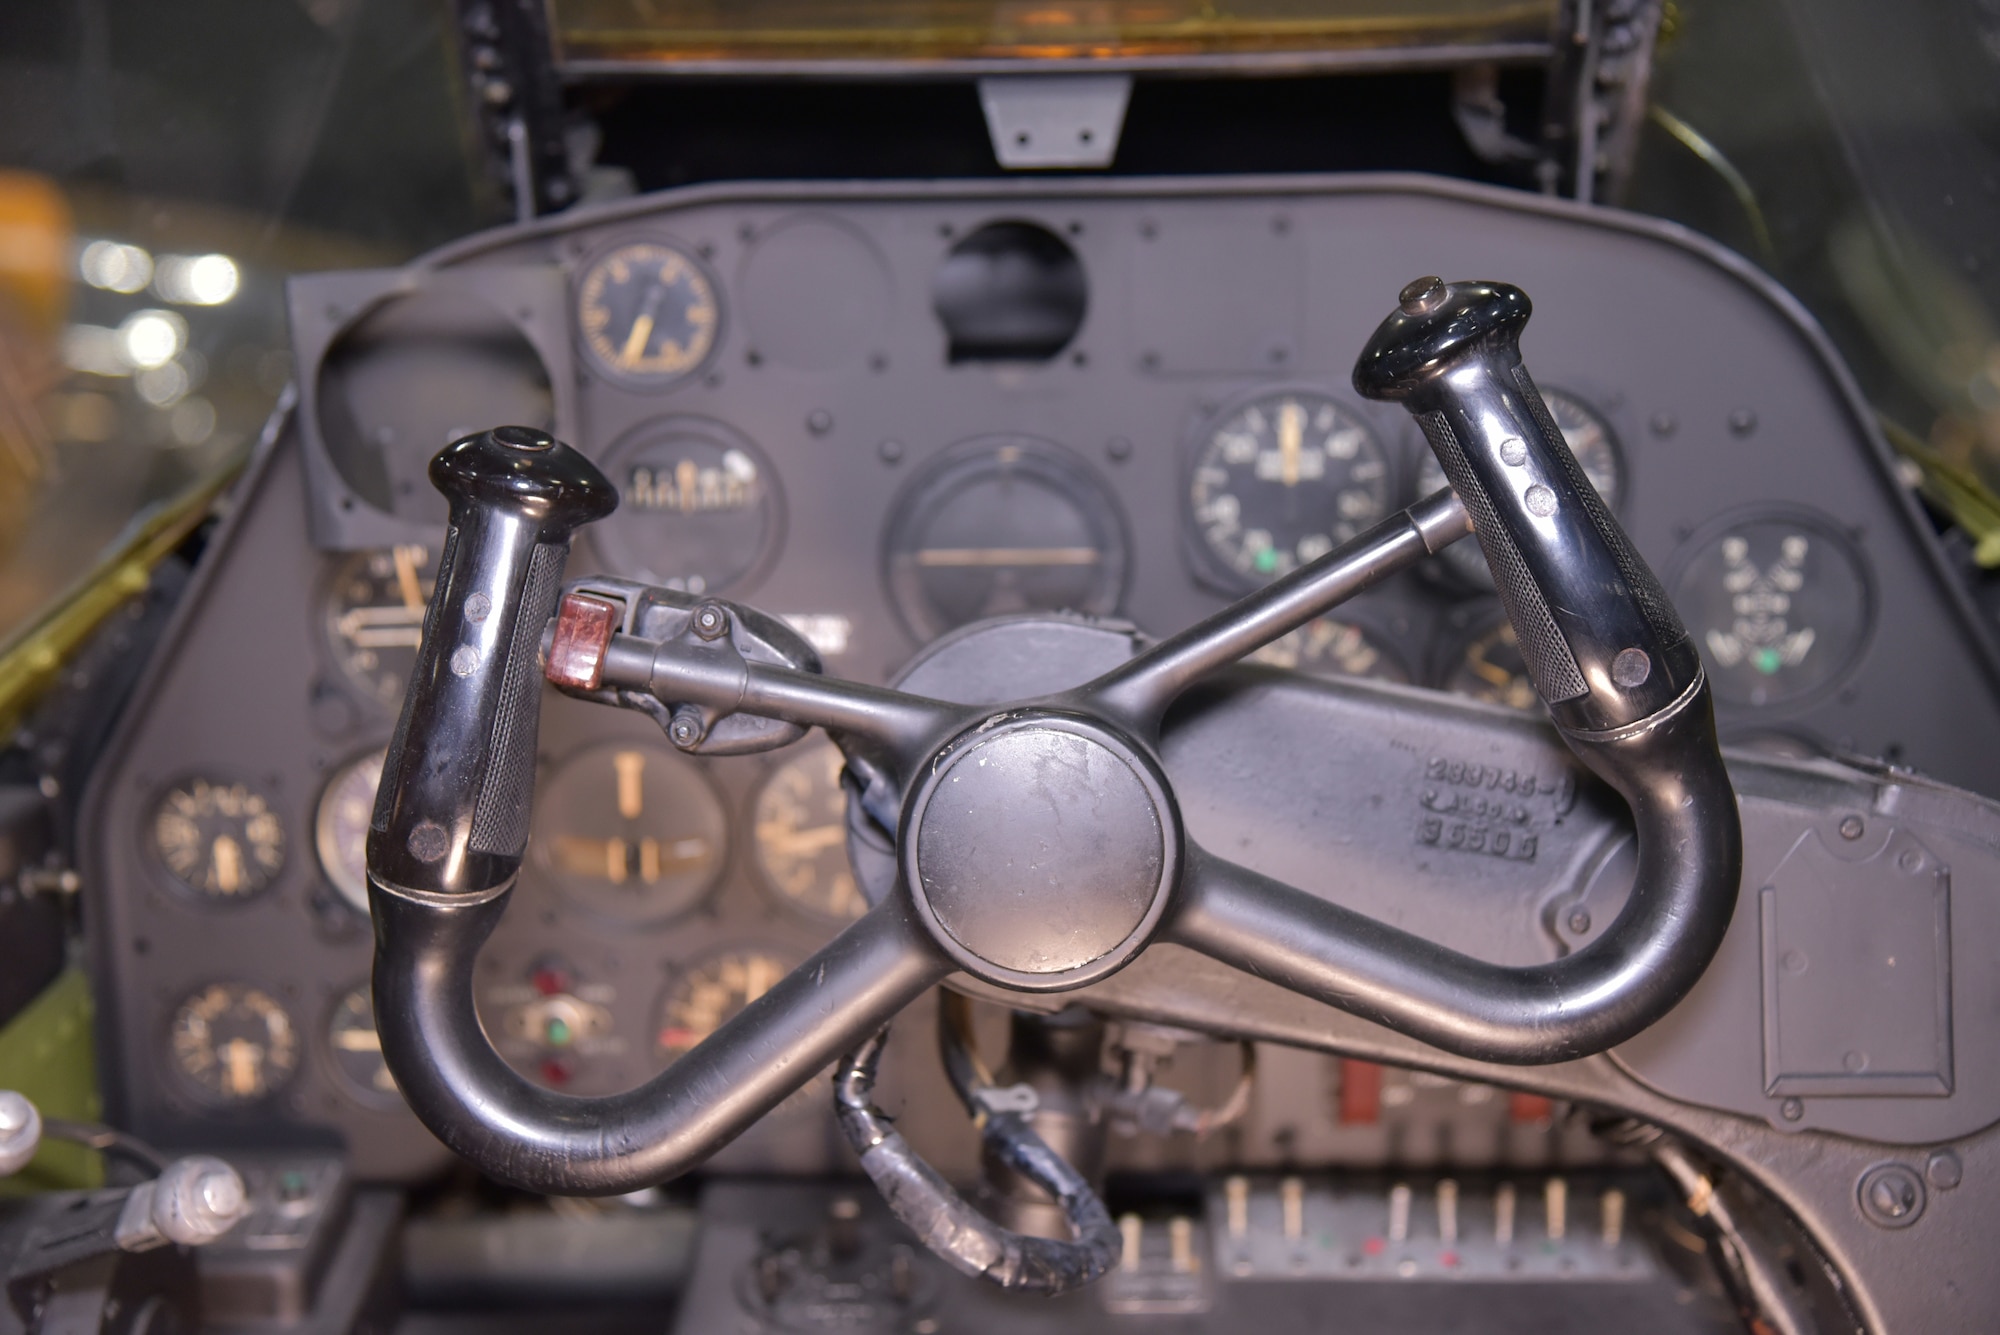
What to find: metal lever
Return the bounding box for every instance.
[1354,276,1699,733]
[366,426,616,900]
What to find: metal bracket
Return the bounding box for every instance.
[977,76,1132,170]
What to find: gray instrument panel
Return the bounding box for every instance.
[79,175,2000,1182]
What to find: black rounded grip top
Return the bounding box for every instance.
[367,427,617,897]
[1354,279,1698,732]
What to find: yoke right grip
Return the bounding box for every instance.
[1354,277,1700,734]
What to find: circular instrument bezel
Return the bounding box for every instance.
[314,746,387,917]
[530,737,733,930]
[572,235,724,389]
[585,415,786,598]
[1181,383,1398,595]
[1665,504,1876,714]
[318,544,437,715]
[880,434,1131,643]
[164,980,302,1108]
[146,771,288,906]
[652,946,800,1069]
[323,981,402,1110]
[747,735,869,926]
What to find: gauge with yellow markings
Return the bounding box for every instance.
[169,982,299,1105]
[752,737,866,923]
[326,985,399,1108]
[315,748,384,915]
[656,951,793,1065]
[575,239,720,386]
[1249,617,1411,683]
[1439,612,1539,712]
[152,777,285,902]
[322,544,434,711]
[1187,388,1391,592]
[532,740,728,926]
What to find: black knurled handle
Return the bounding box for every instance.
[366,426,617,898]
[1354,278,1696,733]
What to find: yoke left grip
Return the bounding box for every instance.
[366,427,616,899]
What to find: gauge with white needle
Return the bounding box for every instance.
[532,740,729,927]
[1186,387,1392,592]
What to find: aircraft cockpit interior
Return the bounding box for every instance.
[3,3,2000,1332]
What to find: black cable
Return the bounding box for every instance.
[832,1029,1121,1296]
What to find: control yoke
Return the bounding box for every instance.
[364,281,1742,1203]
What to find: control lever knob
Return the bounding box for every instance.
[367,426,616,899]
[1354,278,1699,732]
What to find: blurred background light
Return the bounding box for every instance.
[78,239,153,294]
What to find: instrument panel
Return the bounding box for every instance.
[79,174,2000,1182]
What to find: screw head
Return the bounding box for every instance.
[1857,1163,1925,1228]
[1839,815,1865,840]
[1779,1097,1804,1122]
[1567,909,1592,935]
[1926,1150,1964,1191]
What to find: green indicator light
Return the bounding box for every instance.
[1754,647,1783,675]
[1254,548,1278,574]
[546,1018,572,1047]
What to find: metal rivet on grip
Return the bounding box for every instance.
[465,592,491,624]
[1611,648,1651,689]
[450,645,480,677]
[1524,484,1556,517]
[1499,438,1528,466]
[408,821,449,863]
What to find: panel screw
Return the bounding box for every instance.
[806,409,834,436]
[669,707,706,750]
[1728,408,1758,436]
[1567,910,1592,935]
[1926,1150,1963,1191]
[692,604,729,641]
[1857,1163,1924,1228]
[878,439,905,465]
[1779,1097,1804,1121]
[1839,815,1864,840]
[1106,436,1133,463]
[1649,413,1677,437]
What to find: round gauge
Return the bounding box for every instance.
[575,239,720,385]
[1187,388,1392,589]
[323,545,435,711]
[589,418,781,596]
[326,985,398,1107]
[315,749,385,915]
[1439,615,1540,711]
[656,951,793,1065]
[533,740,728,926]
[168,982,299,1105]
[883,436,1129,641]
[1671,511,1872,709]
[753,737,865,923]
[1248,617,1411,683]
[1414,388,1624,591]
[152,777,285,901]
